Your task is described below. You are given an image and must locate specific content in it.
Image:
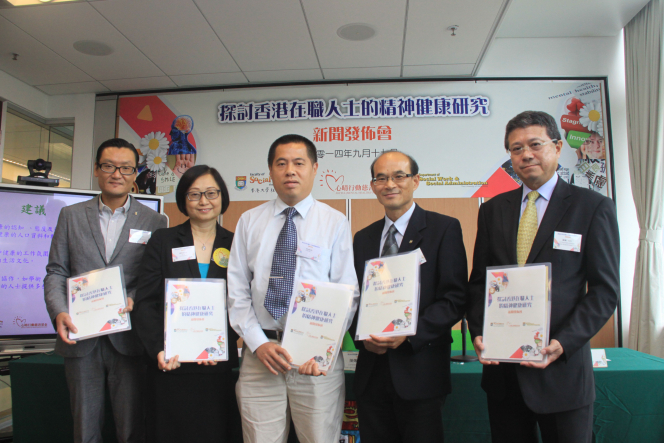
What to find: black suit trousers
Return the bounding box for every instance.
[486,364,592,443]
[357,354,445,443]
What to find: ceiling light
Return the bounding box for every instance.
[7,0,82,5]
[337,23,376,42]
[73,40,114,57]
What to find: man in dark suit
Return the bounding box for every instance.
[467,111,620,443]
[352,151,468,443]
[45,139,167,443]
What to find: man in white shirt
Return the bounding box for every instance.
[228,134,359,443]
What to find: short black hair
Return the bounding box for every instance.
[95,138,140,167]
[504,111,562,151]
[370,150,419,178]
[175,165,230,216]
[267,134,318,167]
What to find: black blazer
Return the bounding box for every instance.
[351,204,468,400]
[467,177,620,414]
[133,220,240,374]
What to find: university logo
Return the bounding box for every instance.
[235,176,247,191]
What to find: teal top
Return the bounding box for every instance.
[198,263,209,279]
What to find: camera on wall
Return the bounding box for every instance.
[17,158,59,187]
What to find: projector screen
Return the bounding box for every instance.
[0,184,162,341]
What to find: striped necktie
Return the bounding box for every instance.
[516,190,540,265]
[382,224,399,257]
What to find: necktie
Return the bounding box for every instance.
[516,190,540,265]
[264,207,298,319]
[382,224,399,257]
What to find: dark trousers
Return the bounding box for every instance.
[357,355,445,443]
[487,364,593,443]
[64,336,145,443]
[146,367,240,443]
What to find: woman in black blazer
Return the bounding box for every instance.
[134,165,240,443]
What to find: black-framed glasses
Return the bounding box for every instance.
[509,140,558,156]
[97,163,137,175]
[372,173,414,185]
[186,189,221,201]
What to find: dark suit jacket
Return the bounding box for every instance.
[351,204,468,401]
[45,195,167,358]
[467,177,620,414]
[133,220,239,374]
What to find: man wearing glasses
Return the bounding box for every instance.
[45,138,167,443]
[467,111,619,443]
[350,151,468,442]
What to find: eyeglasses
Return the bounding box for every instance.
[186,189,221,201]
[372,174,414,185]
[509,140,558,156]
[97,163,137,175]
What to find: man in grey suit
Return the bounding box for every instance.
[45,138,167,443]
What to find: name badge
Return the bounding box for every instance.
[296,241,322,261]
[129,229,151,244]
[172,246,196,262]
[416,248,427,265]
[553,231,582,252]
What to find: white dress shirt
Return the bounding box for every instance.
[520,174,559,227]
[228,195,359,353]
[378,202,417,256]
[99,195,131,262]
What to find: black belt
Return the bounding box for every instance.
[263,329,284,341]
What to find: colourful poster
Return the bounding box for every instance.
[118,96,199,196]
[117,80,612,203]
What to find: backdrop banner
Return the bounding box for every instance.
[117,79,612,202]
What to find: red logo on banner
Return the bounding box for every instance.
[319,169,345,192]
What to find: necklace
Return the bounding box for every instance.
[194,229,215,251]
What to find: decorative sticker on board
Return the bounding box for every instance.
[118,96,199,197]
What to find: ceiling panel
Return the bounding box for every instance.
[404,0,506,66]
[35,81,109,95]
[194,0,319,72]
[100,76,177,92]
[323,66,401,80]
[0,15,93,86]
[170,72,248,87]
[303,0,406,69]
[244,69,323,83]
[0,0,646,95]
[0,2,164,81]
[402,63,474,77]
[497,0,650,38]
[91,0,240,76]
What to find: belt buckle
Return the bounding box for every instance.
[276,330,283,342]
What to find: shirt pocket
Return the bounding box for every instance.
[297,246,332,278]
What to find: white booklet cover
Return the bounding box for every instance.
[281,280,354,372]
[355,250,421,341]
[481,263,552,363]
[164,278,228,362]
[68,265,130,341]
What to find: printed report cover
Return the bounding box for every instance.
[164,278,228,362]
[68,265,130,341]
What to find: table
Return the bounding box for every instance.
[9,348,664,442]
[9,352,117,443]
